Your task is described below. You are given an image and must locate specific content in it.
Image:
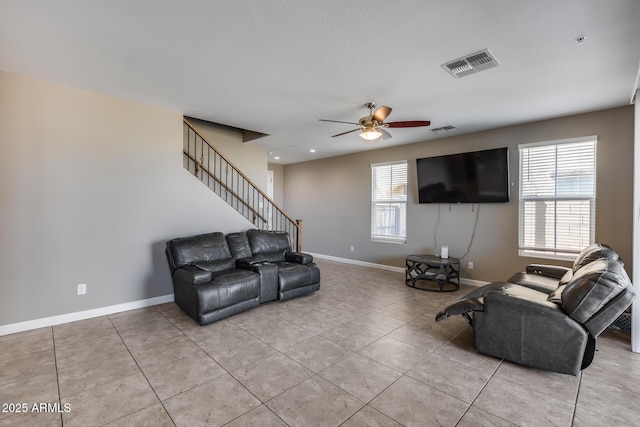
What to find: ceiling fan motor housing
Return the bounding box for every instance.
[320,102,429,139]
[359,117,378,129]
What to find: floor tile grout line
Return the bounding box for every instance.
[570,371,583,427]
[569,373,636,426]
[579,370,640,395]
[51,327,65,427]
[489,366,581,408]
[342,372,405,425]
[224,347,314,398]
[310,296,473,425]
[174,316,301,425]
[154,307,281,423]
[50,329,137,399]
[452,360,506,426]
[220,403,290,427]
[193,297,410,423]
[212,310,374,414]
[402,356,495,405]
[53,326,134,372]
[106,310,178,427]
[263,373,368,426]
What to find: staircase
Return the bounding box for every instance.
[183,118,302,251]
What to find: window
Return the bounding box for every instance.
[371,161,407,243]
[518,136,596,259]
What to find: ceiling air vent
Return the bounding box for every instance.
[442,49,499,78]
[432,125,459,135]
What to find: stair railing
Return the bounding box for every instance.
[183,118,302,251]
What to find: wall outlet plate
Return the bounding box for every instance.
[467,262,474,270]
[77,283,86,295]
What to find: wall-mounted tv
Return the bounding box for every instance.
[416,147,510,203]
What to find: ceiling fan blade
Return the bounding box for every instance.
[331,128,360,137]
[319,119,360,125]
[372,105,392,122]
[386,120,431,128]
[380,129,392,140]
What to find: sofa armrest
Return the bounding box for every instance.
[236,257,269,269]
[285,251,313,265]
[173,265,212,285]
[484,287,565,318]
[525,264,572,280]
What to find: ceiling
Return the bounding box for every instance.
[1,1,639,164]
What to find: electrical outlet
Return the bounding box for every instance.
[350,246,355,252]
[77,283,86,295]
[467,262,474,270]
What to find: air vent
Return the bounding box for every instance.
[432,125,459,135]
[442,49,499,78]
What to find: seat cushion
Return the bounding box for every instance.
[507,272,560,293]
[276,262,316,293]
[196,269,260,313]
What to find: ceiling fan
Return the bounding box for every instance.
[319,102,431,141]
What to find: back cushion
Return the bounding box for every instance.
[573,243,620,271]
[167,232,232,269]
[226,232,253,260]
[561,258,630,323]
[246,229,290,262]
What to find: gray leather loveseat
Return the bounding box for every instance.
[166,229,320,325]
[436,245,635,375]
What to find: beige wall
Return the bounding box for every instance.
[283,106,634,282]
[0,71,255,326]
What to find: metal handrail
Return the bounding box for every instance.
[183,118,302,251]
[183,151,267,223]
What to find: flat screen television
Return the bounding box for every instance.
[416,147,510,203]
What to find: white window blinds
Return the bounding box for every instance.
[371,161,407,243]
[518,136,596,259]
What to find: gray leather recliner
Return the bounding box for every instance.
[166,229,321,326]
[436,257,636,375]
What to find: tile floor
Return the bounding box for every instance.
[0,259,639,426]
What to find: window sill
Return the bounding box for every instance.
[372,238,406,245]
[518,249,577,262]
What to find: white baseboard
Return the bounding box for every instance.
[309,252,405,273]
[0,294,175,337]
[310,252,488,287]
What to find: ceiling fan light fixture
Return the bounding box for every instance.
[360,129,382,141]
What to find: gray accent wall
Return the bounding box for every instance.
[283,106,634,282]
[0,71,258,326]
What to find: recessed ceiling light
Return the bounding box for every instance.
[274,156,280,160]
[309,149,316,153]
